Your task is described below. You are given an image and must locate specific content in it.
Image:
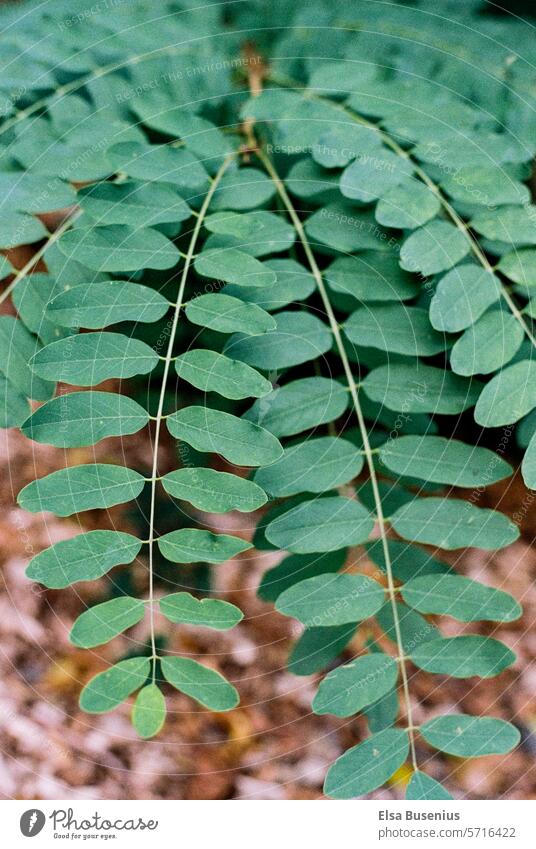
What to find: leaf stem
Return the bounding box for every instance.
[257,149,418,769]
[145,152,235,682]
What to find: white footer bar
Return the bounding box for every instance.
[2,799,535,848]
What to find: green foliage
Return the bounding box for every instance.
[3,0,530,797]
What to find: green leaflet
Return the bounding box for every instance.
[162,468,267,513]
[340,148,413,202]
[363,364,482,414]
[132,685,167,739]
[521,430,536,489]
[130,106,231,163]
[276,573,385,626]
[244,377,348,438]
[345,305,447,356]
[442,166,529,207]
[174,349,272,399]
[167,406,283,466]
[471,205,536,246]
[286,157,341,199]
[0,376,29,428]
[157,528,251,564]
[18,464,146,516]
[375,179,440,229]
[402,575,521,622]
[450,311,524,377]
[474,360,536,426]
[225,258,315,311]
[78,181,191,227]
[406,772,452,801]
[391,497,519,550]
[0,316,54,401]
[498,249,536,285]
[160,592,243,630]
[107,142,209,193]
[57,225,181,272]
[203,210,295,254]
[379,435,512,486]
[305,203,387,253]
[26,530,142,588]
[13,273,72,345]
[185,293,276,335]
[410,636,516,678]
[265,496,375,554]
[209,167,275,210]
[324,728,409,799]
[30,332,159,384]
[419,715,520,757]
[21,391,150,447]
[70,597,145,648]
[194,248,276,288]
[429,265,502,332]
[312,122,380,169]
[0,173,76,213]
[160,657,238,711]
[258,550,347,603]
[312,653,398,717]
[325,253,419,303]
[0,210,47,248]
[400,221,470,276]
[288,624,356,676]
[254,437,364,497]
[80,657,150,714]
[47,281,170,329]
[225,311,332,370]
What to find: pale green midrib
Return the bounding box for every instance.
[265,72,536,351]
[146,153,235,680]
[257,149,418,769]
